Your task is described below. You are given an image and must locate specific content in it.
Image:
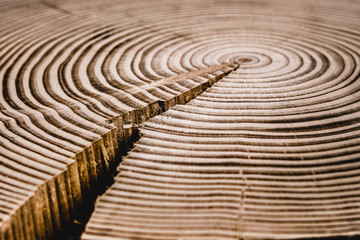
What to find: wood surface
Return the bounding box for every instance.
[0,0,360,239]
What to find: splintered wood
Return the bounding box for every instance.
[0,0,360,239]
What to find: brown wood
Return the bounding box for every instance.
[0,0,360,239]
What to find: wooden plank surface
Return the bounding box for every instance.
[0,0,360,239]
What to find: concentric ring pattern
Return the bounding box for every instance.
[0,0,236,238]
[82,1,360,239]
[1,0,360,239]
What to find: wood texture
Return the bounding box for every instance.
[1,0,360,239]
[0,1,235,238]
[84,69,360,239]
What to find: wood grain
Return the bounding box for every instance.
[83,67,360,239]
[1,0,360,239]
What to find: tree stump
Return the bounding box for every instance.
[0,0,359,239]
